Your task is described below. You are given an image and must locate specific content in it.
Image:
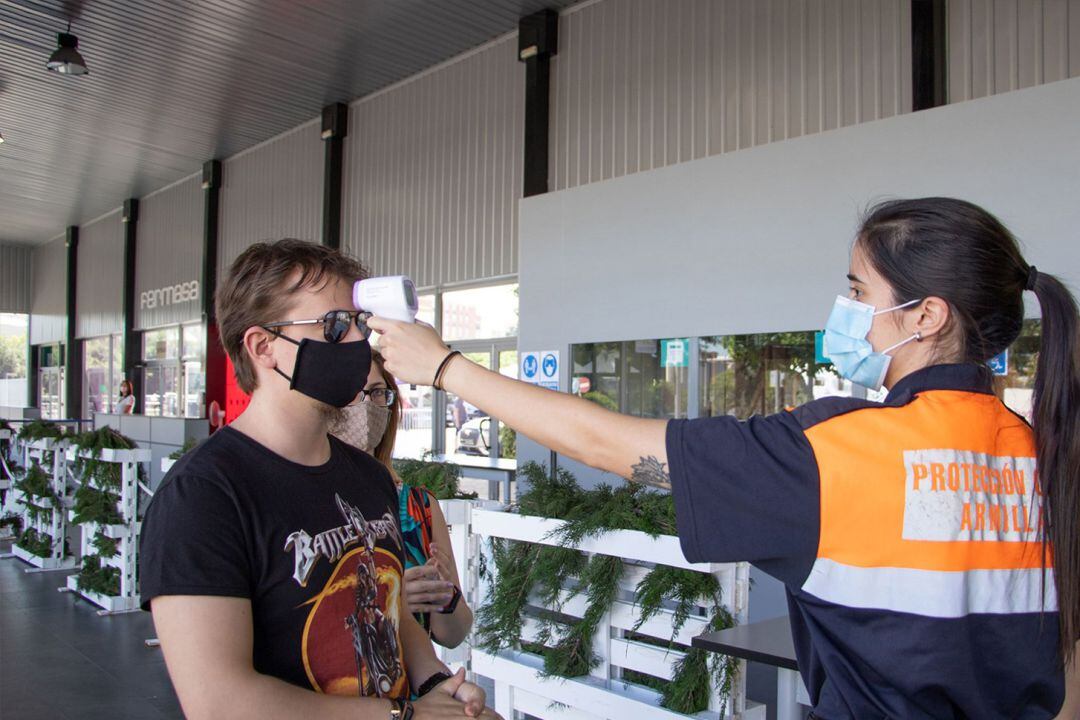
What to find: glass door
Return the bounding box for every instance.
[444,350,494,457]
[83,336,111,416]
[440,340,516,458]
[39,367,64,420]
[495,348,518,458]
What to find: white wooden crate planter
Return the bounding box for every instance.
[0,428,19,540]
[64,574,135,613]
[63,446,151,614]
[468,508,751,720]
[11,437,77,571]
[0,428,11,493]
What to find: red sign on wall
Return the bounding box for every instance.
[224,355,250,424]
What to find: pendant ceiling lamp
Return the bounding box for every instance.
[46,24,89,75]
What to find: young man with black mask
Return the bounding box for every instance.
[140,240,497,720]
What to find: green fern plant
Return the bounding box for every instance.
[168,437,198,460]
[0,514,23,534]
[475,540,544,652]
[541,553,623,679]
[77,555,121,597]
[91,531,120,558]
[14,463,58,503]
[16,527,53,557]
[660,607,739,716]
[634,565,723,641]
[72,484,122,526]
[515,462,584,519]
[72,427,138,490]
[475,462,740,714]
[392,456,477,499]
[17,420,64,442]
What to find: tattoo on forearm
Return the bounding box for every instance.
[630,456,672,491]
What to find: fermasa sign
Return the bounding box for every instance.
[141,280,200,310]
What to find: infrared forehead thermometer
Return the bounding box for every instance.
[353,276,419,323]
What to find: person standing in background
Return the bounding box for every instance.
[332,354,475,649]
[116,380,135,415]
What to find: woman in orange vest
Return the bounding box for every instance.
[371,197,1079,719]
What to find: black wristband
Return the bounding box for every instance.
[432,351,462,390]
[416,671,454,697]
[438,585,462,615]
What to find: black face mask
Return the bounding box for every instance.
[268,333,372,408]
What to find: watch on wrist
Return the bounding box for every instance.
[390,698,414,720]
[438,585,462,615]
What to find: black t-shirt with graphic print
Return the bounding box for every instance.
[140,426,408,700]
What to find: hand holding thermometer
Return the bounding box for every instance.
[353,276,419,323]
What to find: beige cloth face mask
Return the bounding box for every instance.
[333,402,391,454]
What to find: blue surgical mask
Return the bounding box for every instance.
[822,295,922,391]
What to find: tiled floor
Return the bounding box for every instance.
[0,541,183,719]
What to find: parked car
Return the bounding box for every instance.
[455,416,490,456]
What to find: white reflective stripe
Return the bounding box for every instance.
[801,558,1058,617]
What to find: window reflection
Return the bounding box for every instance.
[416,294,436,328]
[572,339,689,419]
[441,284,518,342]
[994,319,1040,421]
[0,314,29,408]
[700,332,824,419]
[83,333,124,417]
[142,323,204,418]
[571,323,1044,424]
[84,337,111,414]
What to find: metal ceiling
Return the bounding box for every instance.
[0,0,580,246]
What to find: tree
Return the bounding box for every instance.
[704,332,827,419]
[0,336,27,378]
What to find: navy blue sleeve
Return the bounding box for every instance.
[666,411,820,587]
[139,473,253,610]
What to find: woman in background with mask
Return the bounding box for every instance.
[372,198,1080,719]
[333,354,474,649]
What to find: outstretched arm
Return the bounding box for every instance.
[369,318,670,487]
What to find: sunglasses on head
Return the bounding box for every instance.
[262,310,373,343]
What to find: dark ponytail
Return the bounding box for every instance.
[858,197,1080,664]
[1029,270,1080,664]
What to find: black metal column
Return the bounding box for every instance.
[518,9,560,478]
[321,103,348,249]
[121,198,140,413]
[64,226,80,420]
[518,9,559,198]
[201,160,227,429]
[912,0,947,111]
[27,342,38,408]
